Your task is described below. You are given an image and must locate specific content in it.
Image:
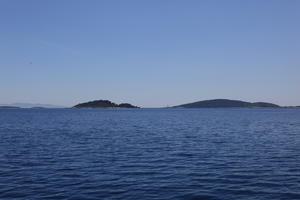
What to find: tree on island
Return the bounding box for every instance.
[73,100,139,108]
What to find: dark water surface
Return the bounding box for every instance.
[1,108,300,200]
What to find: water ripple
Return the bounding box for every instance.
[0,108,300,200]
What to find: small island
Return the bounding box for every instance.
[73,100,139,108]
[173,99,280,108]
[0,106,20,109]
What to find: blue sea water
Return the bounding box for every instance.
[0,108,300,200]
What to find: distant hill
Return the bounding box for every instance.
[0,106,20,109]
[0,103,64,108]
[283,106,300,108]
[173,99,280,108]
[73,100,139,108]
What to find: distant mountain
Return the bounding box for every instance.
[173,99,280,108]
[0,103,65,108]
[73,100,139,108]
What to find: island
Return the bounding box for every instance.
[0,106,20,109]
[73,100,139,108]
[173,99,280,108]
[282,106,300,108]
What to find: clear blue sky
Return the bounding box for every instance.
[0,0,299,107]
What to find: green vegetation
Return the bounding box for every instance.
[73,100,139,108]
[173,99,280,108]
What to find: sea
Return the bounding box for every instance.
[0,108,300,200]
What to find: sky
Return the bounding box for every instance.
[0,0,299,107]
